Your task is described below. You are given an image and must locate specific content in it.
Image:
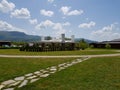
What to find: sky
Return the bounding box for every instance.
[0,0,120,41]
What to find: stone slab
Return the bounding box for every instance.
[8,81,21,87]
[50,68,57,71]
[40,74,49,78]
[42,70,48,73]
[3,88,14,90]
[18,80,28,88]
[1,80,15,85]
[34,71,40,74]
[58,67,65,71]
[49,71,56,74]
[30,78,39,83]
[58,63,66,67]
[14,76,25,81]
[0,84,5,90]
[27,75,37,79]
[25,73,33,77]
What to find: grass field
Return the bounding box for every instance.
[0,49,119,55]
[0,57,77,83]
[0,49,120,90]
[16,56,120,90]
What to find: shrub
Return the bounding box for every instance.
[105,43,111,49]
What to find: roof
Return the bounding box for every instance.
[92,40,120,44]
[0,41,11,43]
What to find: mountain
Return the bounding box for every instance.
[74,38,97,43]
[0,31,41,42]
[0,31,97,43]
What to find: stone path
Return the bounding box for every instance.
[0,57,90,90]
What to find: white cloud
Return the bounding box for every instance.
[78,21,96,28]
[0,20,13,30]
[35,20,69,35]
[53,23,66,35]
[0,20,26,33]
[62,22,71,26]
[60,6,70,15]
[0,0,15,13]
[35,20,54,29]
[48,0,54,3]
[29,19,38,25]
[91,23,120,41]
[11,8,31,19]
[60,6,84,16]
[40,9,54,17]
[53,23,62,30]
[67,10,83,16]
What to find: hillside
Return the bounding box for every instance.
[0,31,97,43]
[74,38,97,43]
[0,31,41,42]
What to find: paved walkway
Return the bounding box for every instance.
[0,53,120,58]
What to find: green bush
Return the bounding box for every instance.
[105,43,111,49]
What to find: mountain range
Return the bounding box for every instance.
[0,31,41,42]
[0,31,96,43]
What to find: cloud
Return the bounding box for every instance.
[29,19,38,25]
[60,6,70,15]
[48,0,54,3]
[60,6,84,16]
[78,21,96,28]
[35,20,54,29]
[91,23,120,41]
[53,23,62,30]
[35,20,70,35]
[0,0,15,13]
[11,8,31,19]
[53,23,66,35]
[0,20,13,30]
[35,20,70,30]
[40,9,54,17]
[0,20,27,33]
[62,22,71,26]
[68,10,83,16]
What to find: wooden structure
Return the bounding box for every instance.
[20,34,75,52]
[90,40,120,49]
[0,41,11,47]
[20,42,75,51]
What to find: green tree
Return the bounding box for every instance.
[45,36,52,40]
[89,45,94,49]
[79,39,88,50]
[105,43,111,49]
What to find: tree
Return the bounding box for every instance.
[105,43,111,49]
[45,36,52,40]
[79,39,88,50]
[89,45,94,49]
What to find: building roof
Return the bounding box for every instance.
[0,41,11,43]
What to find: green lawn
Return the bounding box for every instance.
[16,56,120,90]
[0,57,77,82]
[0,49,119,55]
[0,49,120,90]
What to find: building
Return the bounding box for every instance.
[90,39,120,49]
[20,34,76,51]
[0,41,11,47]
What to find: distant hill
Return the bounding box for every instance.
[74,38,97,43]
[0,31,97,43]
[0,31,41,42]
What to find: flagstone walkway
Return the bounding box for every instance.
[0,57,90,90]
